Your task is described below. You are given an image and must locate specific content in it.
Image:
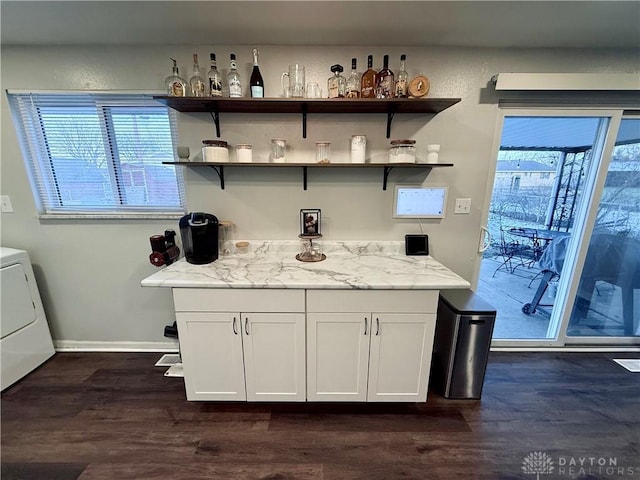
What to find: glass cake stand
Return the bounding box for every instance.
[296,234,326,262]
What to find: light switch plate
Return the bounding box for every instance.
[1,195,13,213]
[454,197,471,214]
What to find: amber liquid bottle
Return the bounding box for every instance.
[376,54,394,98]
[360,55,377,98]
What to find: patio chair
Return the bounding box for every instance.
[492,228,532,277]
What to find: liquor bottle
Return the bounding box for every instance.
[360,55,376,98]
[189,54,206,97]
[395,54,408,98]
[376,54,394,98]
[165,58,187,97]
[327,64,346,98]
[207,53,223,97]
[228,54,242,98]
[250,48,264,98]
[345,58,360,98]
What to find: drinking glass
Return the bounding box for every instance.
[306,82,322,98]
[281,64,305,98]
[271,139,286,163]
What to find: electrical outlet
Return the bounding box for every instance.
[1,195,14,213]
[454,198,471,214]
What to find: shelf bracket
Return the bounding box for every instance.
[211,165,225,189]
[383,166,393,191]
[386,112,395,139]
[301,106,308,139]
[209,111,221,138]
[302,166,308,190]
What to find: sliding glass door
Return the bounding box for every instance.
[478,109,639,345]
[564,117,640,341]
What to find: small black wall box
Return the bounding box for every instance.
[405,234,429,256]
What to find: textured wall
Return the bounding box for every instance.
[1,44,637,345]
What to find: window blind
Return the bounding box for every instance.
[7,92,186,215]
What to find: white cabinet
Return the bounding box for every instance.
[367,313,436,402]
[307,312,370,401]
[173,289,306,402]
[306,290,438,402]
[176,312,245,401]
[241,312,306,402]
[172,287,440,403]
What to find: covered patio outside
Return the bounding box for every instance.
[478,116,640,339]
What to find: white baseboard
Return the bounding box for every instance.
[491,346,640,352]
[54,340,179,352]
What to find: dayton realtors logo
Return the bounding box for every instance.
[522,451,554,479]
[522,451,640,478]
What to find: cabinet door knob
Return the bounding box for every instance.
[233,317,238,335]
[376,317,380,335]
[364,317,368,335]
[245,318,250,335]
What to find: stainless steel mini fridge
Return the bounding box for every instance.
[431,290,496,399]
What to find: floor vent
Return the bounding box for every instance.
[613,359,640,372]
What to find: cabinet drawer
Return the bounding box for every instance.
[173,288,305,313]
[307,290,438,313]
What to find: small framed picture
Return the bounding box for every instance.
[300,209,321,236]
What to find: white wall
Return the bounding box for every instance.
[1,45,637,346]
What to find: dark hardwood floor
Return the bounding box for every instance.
[2,352,639,480]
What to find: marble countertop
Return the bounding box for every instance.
[141,241,470,290]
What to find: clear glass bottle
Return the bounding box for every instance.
[228,54,242,98]
[250,48,264,98]
[346,58,360,98]
[207,53,223,97]
[395,54,408,98]
[189,54,206,97]
[376,54,395,98]
[327,64,346,99]
[165,58,187,97]
[360,55,377,98]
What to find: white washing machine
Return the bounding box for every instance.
[1,247,55,390]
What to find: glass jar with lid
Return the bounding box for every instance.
[235,144,252,163]
[389,139,416,164]
[202,140,229,163]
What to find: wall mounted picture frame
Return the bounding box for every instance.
[300,209,321,236]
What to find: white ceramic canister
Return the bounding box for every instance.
[235,144,253,163]
[350,135,366,163]
[426,144,440,163]
[389,139,416,164]
[202,140,229,163]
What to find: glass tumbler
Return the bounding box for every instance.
[315,142,331,164]
[271,139,286,163]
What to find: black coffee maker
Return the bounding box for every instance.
[179,212,219,264]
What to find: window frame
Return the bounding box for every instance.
[7,91,186,219]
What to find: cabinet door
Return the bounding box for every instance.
[307,313,370,401]
[367,313,436,402]
[242,313,306,402]
[176,312,246,401]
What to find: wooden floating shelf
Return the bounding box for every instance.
[154,96,461,139]
[164,162,454,191]
[154,96,460,114]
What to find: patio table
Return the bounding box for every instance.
[508,227,569,262]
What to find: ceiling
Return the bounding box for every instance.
[1,1,639,49]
